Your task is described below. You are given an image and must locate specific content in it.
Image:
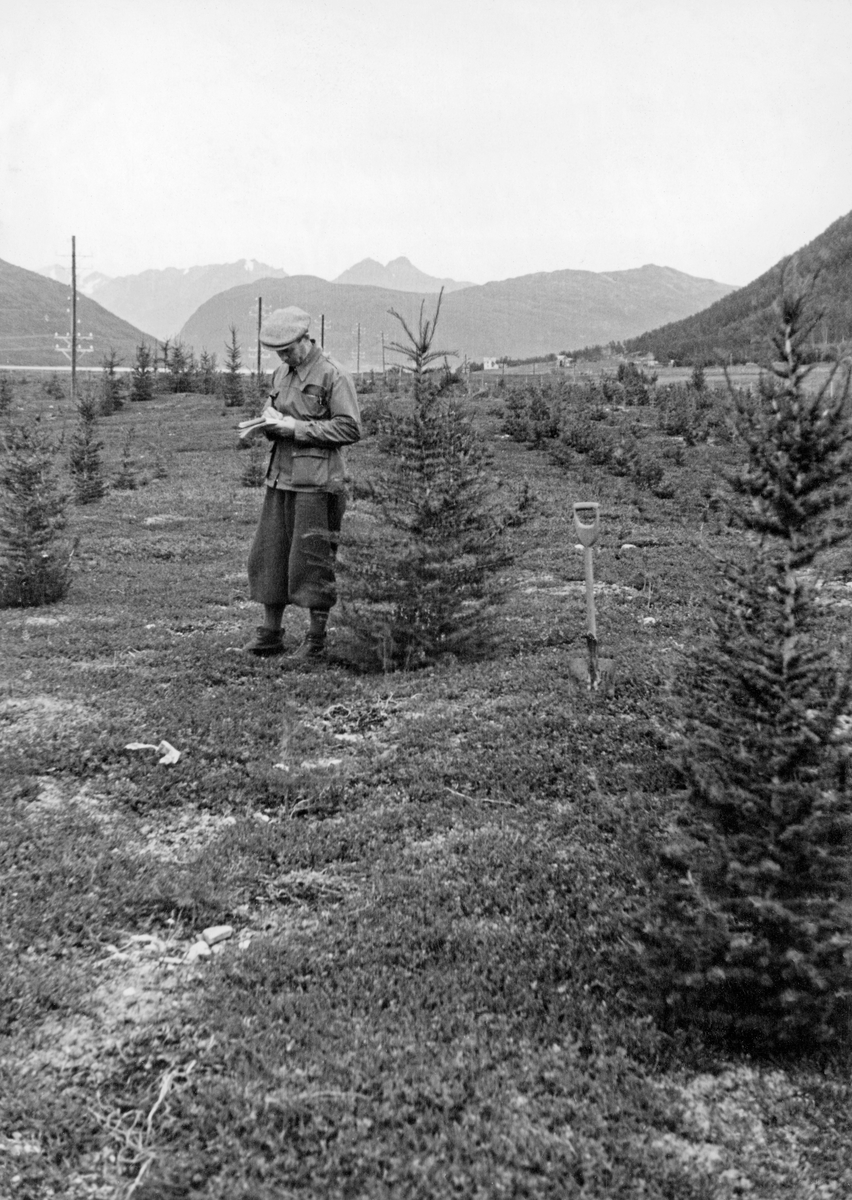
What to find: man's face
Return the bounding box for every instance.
[277,337,310,370]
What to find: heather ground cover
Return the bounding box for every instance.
[1,376,850,1199]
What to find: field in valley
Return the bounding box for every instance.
[1,372,850,1199]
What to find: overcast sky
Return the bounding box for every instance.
[2,0,850,288]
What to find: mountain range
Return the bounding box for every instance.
[178,265,737,369]
[625,209,852,364]
[0,258,153,367]
[50,260,291,342]
[333,256,474,293]
[34,256,471,343]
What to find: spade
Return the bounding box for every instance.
[569,502,615,692]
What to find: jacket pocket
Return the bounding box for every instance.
[291,446,330,488]
[301,383,331,418]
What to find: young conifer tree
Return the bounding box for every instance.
[168,341,193,393]
[240,435,267,488]
[646,281,852,1052]
[100,348,123,414]
[222,325,243,407]
[0,374,13,415]
[68,385,106,504]
[338,292,511,669]
[0,420,72,606]
[113,427,138,491]
[130,343,155,403]
[198,349,217,395]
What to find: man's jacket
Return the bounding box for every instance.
[266,343,361,492]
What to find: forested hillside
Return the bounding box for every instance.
[625,209,852,364]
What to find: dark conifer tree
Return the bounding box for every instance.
[198,349,217,395]
[0,420,72,607]
[100,348,123,414]
[645,282,852,1052]
[338,292,511,669]
[130,343,155,403]
[168,341,193,393]
[68,386,106,504]
[0,374,13,414]
[222,325,243,407]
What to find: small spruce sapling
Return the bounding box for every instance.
[222,325,243,407]
[150,425,169,480]
[168,341,194,393]
[0,420,72,607]
[690,362,707,393]
[645,281,852,1052]
[68,385,106,504]
[100,348,124,414]
[114,427,138,490]
[503,387,530,442]
[130,343,155,403]
[240,436,267,488]
[198,349,218,396]
[527,386,558,446]
[0,374,13,415]
[338,291,511,669]
[43,374,65,402]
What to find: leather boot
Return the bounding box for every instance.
[242,626,285,656]
[291,610,328,660]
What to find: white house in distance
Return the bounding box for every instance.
[483,356,500,370]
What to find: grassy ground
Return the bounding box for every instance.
[1,376,850,1199]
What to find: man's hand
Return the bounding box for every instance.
[261,406,296,437]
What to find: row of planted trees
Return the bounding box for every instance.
[109,324,250,407]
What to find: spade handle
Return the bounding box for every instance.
[583,545,597,641]
[574,502,600,641]
[573,502,600,548]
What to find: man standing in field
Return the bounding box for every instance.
[242,306,361,660]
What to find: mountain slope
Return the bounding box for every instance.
[625,210,852,364]
[333,256,475,293]
[0,258,155,367]
[179,265,736,369]
[442,265,736,357]
[89,260,289,341]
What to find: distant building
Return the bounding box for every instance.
[483,357,499,370]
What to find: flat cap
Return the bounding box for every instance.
[259,306,311,349]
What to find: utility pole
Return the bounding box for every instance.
[320,314,325,349]
[71,235,77,402]
[356,322,361,375]
[54,235,93,398]
[381,330,386,376]
[256,297,263,379]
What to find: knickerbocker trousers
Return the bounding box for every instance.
[248,487,345,610]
